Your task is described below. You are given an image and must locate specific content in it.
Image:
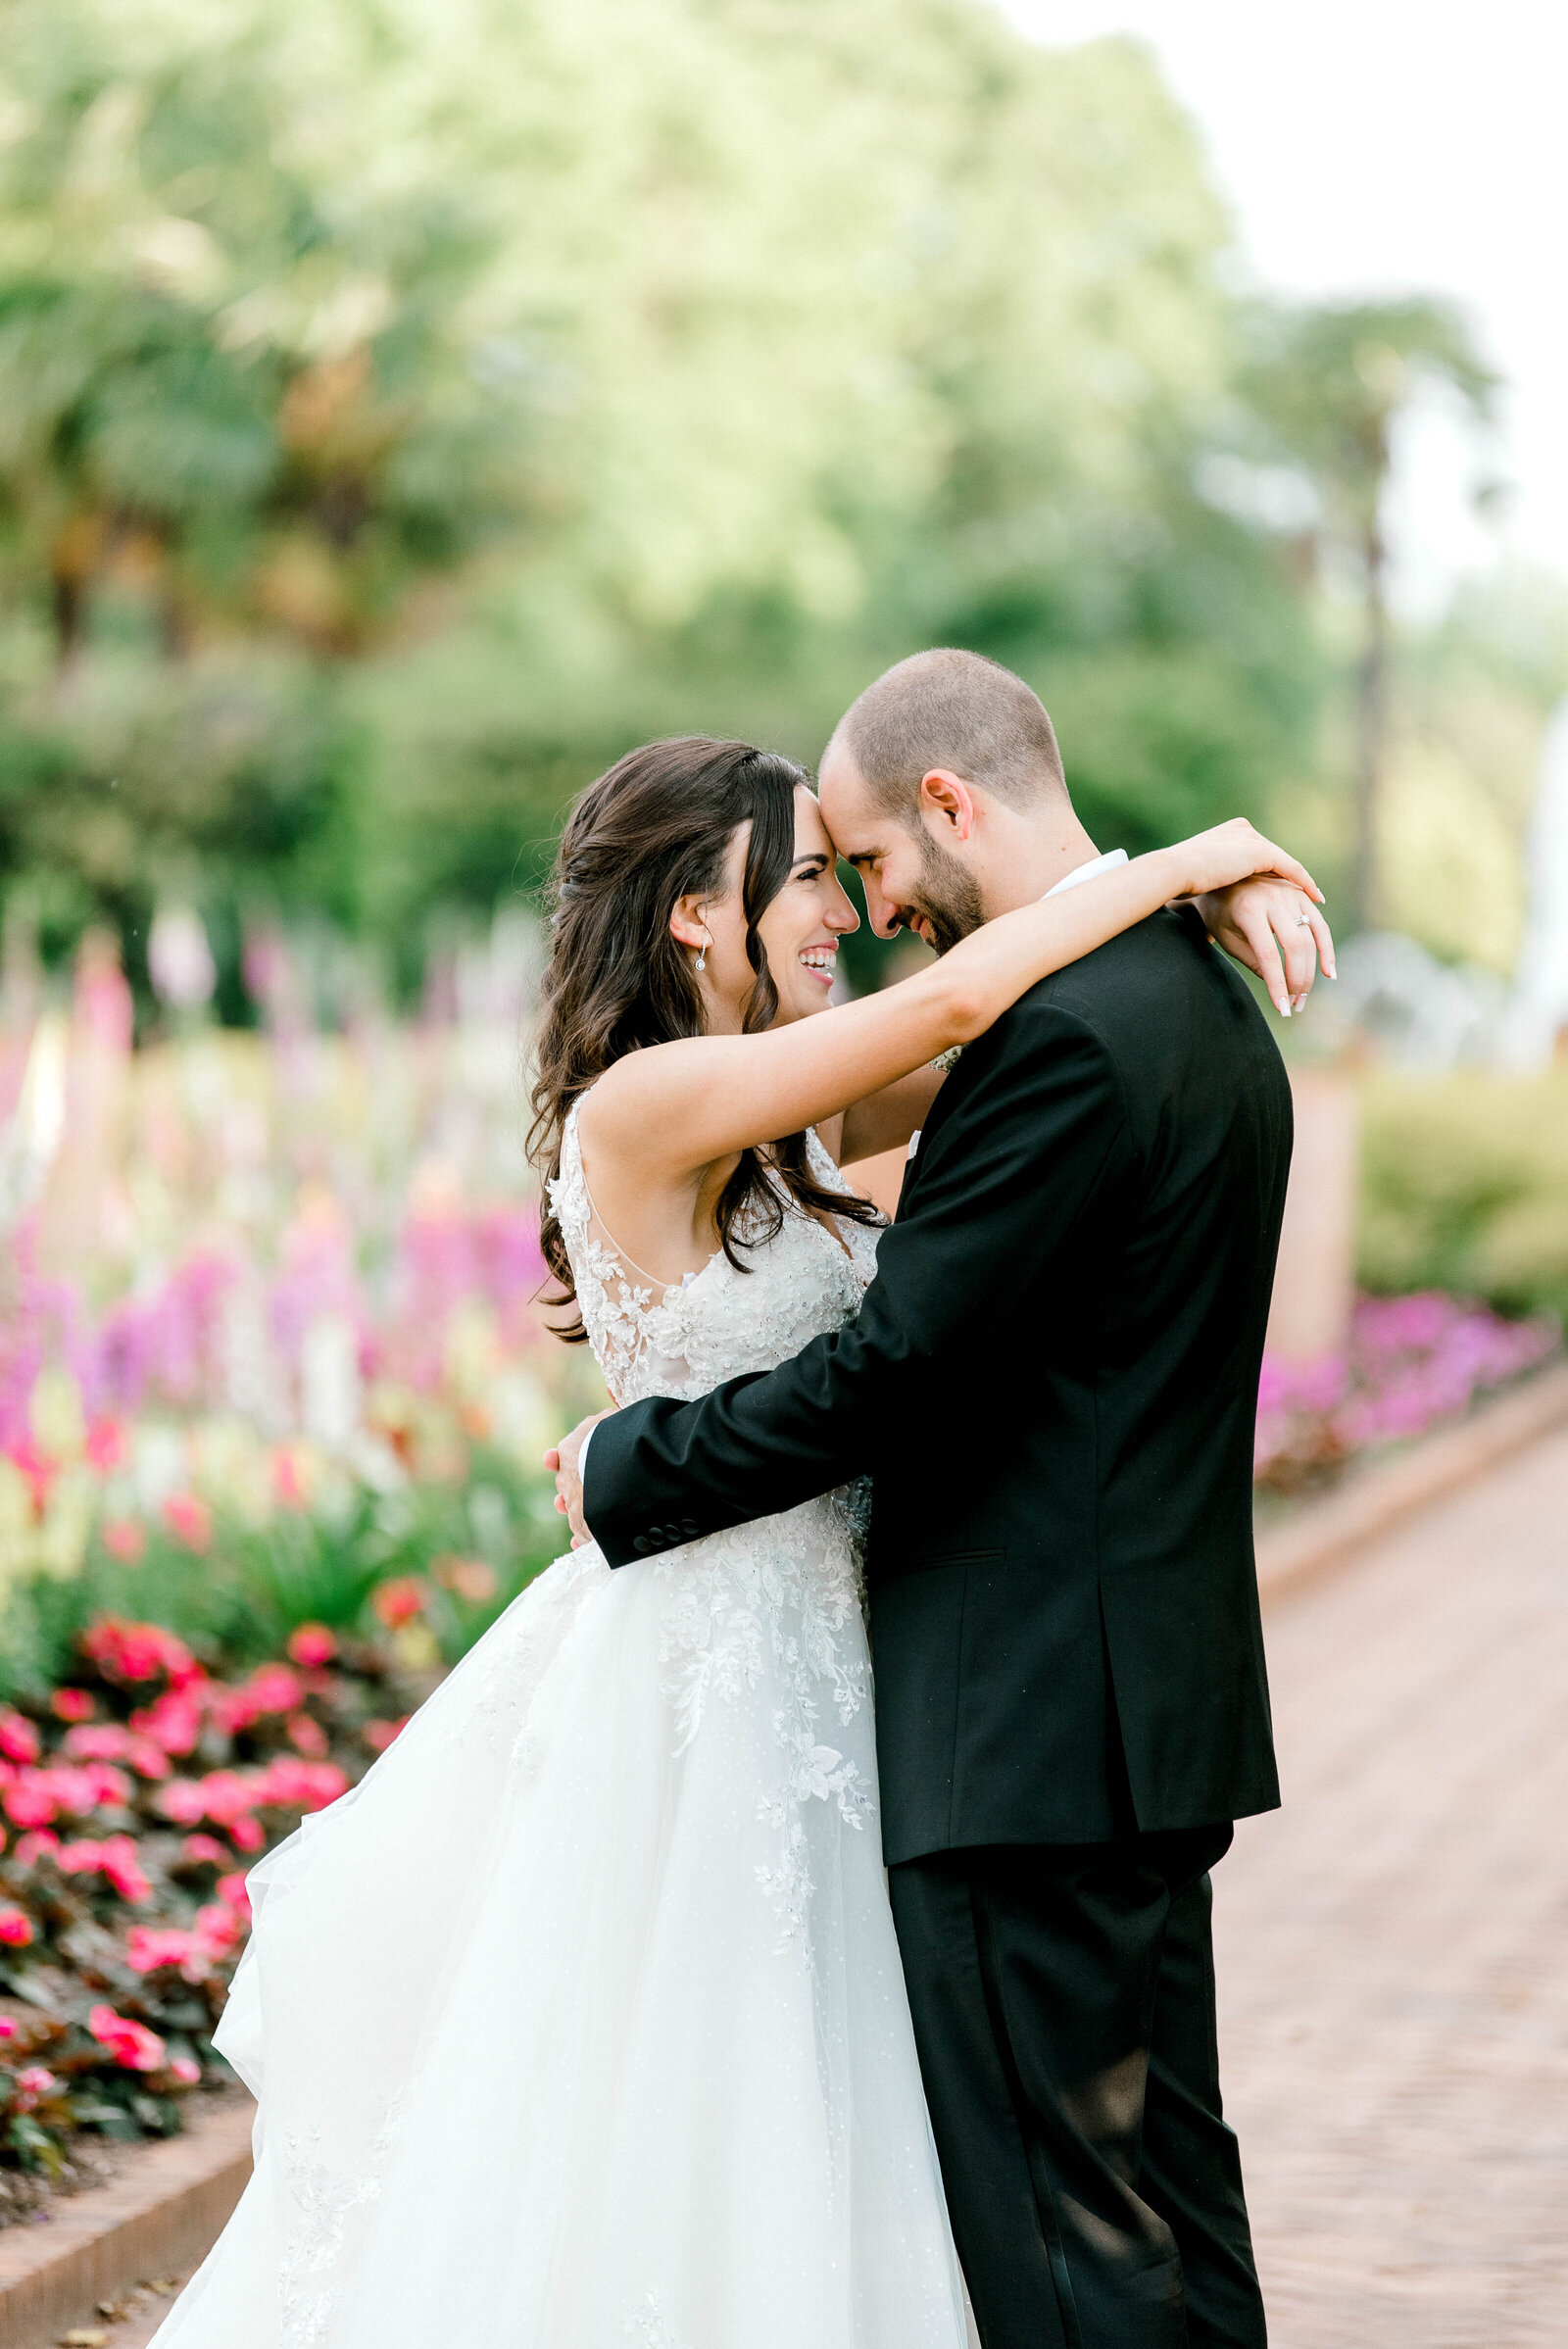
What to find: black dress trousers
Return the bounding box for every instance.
[888,1828,1266,2349]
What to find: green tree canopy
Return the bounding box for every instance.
[0,0,1325,1001]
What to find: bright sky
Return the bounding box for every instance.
[998,0,1568,612]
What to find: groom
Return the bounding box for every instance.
[557,649,1298,2348]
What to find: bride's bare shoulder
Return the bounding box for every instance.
[575,1038,710,1164]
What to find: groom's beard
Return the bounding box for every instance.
[899,828,984,956]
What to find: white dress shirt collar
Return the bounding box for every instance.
[1044,847,1128,898]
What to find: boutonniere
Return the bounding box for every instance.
[930,1046,964,1073]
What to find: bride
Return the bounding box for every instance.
[152,736,1319,2349]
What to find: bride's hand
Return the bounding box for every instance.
[1197,876,1336,1015]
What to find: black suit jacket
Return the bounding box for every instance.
[584,906,1292,1862]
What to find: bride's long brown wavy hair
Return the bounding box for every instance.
[528,737,882,1342]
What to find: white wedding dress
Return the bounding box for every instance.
[153,1104,970,2349]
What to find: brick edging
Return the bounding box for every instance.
[0,2096,254,2349]
[1255,1358,1568,1609]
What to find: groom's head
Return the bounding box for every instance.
[817,649,1094,951]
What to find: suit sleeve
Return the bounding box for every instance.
[583,1000,1134,1566]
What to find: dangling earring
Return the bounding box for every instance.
[695,929,709,974]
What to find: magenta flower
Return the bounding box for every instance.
[0,1711,40,1767]
[89,2004,168,2072]
[154,1780,209,1828]
[162,1493,213,1553]
[286,1623,338,1668]
[373,1576,426,1630]
[125,1925,211,1982]
[217,1871,252,1918]
[15,2066,56,2109]
[0,1907,34,1947]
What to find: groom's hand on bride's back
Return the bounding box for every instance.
[545,1410,612,1548]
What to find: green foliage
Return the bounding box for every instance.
[1243,298,1495,539]
[1357,1072,1568,1322]
[0,0,1328,968]
[0,1448,565,1702]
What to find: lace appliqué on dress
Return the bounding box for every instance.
[278,2100,403,2345]
[552,1102,884,1956]
[623,2288,695,2349]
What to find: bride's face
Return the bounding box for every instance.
[674,788,859,1033]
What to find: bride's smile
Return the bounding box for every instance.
[673,785,860,1033]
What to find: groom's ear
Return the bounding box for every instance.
[919,768,977,844]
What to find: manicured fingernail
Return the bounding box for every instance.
[1277,999,1291,1016]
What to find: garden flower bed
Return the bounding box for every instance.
[1,1026,1562,2208]
[0,1611,420,2211]
[1253,1291,1559,1493]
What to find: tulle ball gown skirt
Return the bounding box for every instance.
[150,1509,970,2349]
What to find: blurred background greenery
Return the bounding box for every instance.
[2,0,1563,1013]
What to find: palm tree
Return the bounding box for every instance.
[1247,300,1495,932]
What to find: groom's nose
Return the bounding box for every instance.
[861,873,903,939]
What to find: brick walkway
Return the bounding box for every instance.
[1215,1425,1568,2348]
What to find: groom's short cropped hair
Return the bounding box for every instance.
[829,648,1068,818]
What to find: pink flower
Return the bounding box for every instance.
[194,1901,243,1957]
[129,1687,203,1756]
[372,1577,426,1630]
[0,2017,15,2040]
[162,1493,213,1553]
[230,1814,266,1854]
[287,1623,337,1668]
[89,2003,167,2073]
[13,1830,59,1867]
[0,1907,34,1947]
[0,1711,40,1767]
[169,2055,202,2086]
[50,1688,95,1724]
[194,1769,261,1829]
[363,1716,408,1754]
[125,1926,210,1982]
[15,2065,56,2108]
[64,1724,172,1783]
[4,1777,58,1829]
[63,1723,131,1761]
[7,1764,102,1824]
[82,1761,133,1809]
[273,1446,310,1509]
[217,1871,252,1919]
[253,1757,348,1813]
[155,1780,208,1827]
[100,1834,153,1903]
[101,1519,147,1564]
[245,1663,303,1716]
[286,1712,329,1758]
[85,1416,127,1472]
[81,1618,200,1688]
[181,1834,229,1868]
[55,1837,106,1875]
